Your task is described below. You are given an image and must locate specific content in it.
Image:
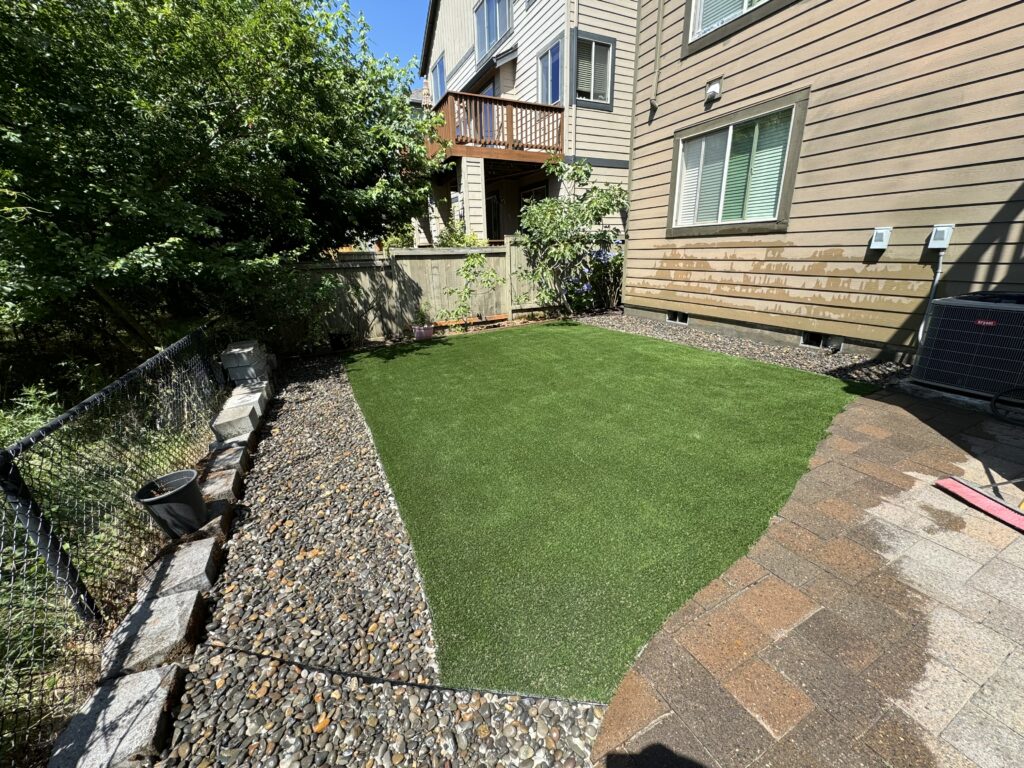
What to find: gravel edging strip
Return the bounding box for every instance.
[161,357,605,767]
[577,313,910,386]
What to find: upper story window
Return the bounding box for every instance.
[683,0,800,56]
[475,0,510,59]
[574,33,614,110]
[691,0,768,40]
[430,57,446,106]
[667,89,810,237]
[539,41,561,105]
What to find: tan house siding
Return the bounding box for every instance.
[458,157,488,239]
[625,0,1024,349]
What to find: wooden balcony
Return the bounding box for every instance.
[429,92,564,164]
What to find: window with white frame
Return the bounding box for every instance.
[690,0,770,41]
[430,57,446,106]
[539,41,561,104]
[673,106,793,228]
[575,38,611,104]
[475,0,510,59]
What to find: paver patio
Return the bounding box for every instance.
[594,391,1024,768]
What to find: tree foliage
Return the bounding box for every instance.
[0,0,439,395]
[517,159,629,315]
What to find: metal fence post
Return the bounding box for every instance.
[0,456,103,626]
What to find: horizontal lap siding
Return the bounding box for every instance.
[625,0,1024,347]
[572,0,638,162]
[508,0,565,104]
[429,0,476,98]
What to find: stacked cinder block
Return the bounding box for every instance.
[49,341,276,768]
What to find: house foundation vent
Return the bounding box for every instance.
[911,292,1024,398]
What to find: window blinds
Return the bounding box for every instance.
[576,39,611,103]
[593,42,610,103]
[576,40,593,99]
[675,107,793,228]
[696,0,744,38]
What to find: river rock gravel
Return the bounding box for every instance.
[160,358,603,767]
[578,312,910,386]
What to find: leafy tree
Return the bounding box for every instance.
[0,0,439,395]
[517,159,629,315]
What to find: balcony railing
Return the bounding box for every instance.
[430,91,564,163]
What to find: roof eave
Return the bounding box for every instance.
[419,0,440,77]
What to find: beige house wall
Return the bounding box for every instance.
[625,0,1024,350]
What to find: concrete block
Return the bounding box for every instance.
[221,339,266,368]
[199,466,242,506]
[48,664,184,768]
[100,591,203,680]
[137,538,221,601]
[199,443,249,476]
[179,503,235,544]
[211,404,258,441]
[210,430,257,454]
[225,361,270,384]
[225,382,269,417]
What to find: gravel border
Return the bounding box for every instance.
[577,313,911,386]
[160,358,603,767]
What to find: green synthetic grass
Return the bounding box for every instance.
[346,323,867,701]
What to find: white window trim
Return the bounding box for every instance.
[538,40,561,105]
[666,88,810,238]
[474,0,511,61]
[574,37,613,106]
[672,107,795,229]
[690,0,767,42]
[430,57,446,107]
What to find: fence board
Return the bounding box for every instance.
[310,246,543,342]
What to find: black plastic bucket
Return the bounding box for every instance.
[134,469,209,539]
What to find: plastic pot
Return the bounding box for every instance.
[134,469,209,539]
[413,325,434,341]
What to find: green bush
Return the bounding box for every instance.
[436,217,487,248]
[0,385,59,448]
[517,160,628,314]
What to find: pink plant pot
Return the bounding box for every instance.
[413,325,434,342]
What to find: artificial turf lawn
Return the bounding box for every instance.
[345,323,867,701]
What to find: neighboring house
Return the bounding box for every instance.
[624,0,1024,356]
[417,0,638,245]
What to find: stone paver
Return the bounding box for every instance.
[597,390,1024,767]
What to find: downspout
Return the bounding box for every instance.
[649,0,668,111]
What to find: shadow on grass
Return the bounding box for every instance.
[606,745,711,767]
[342,336,454,365]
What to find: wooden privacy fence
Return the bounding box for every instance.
[305,239,542,343]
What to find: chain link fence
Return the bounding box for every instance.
[0,328,225,766]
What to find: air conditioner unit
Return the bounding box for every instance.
[912,292,1024,398]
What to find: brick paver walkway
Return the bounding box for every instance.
[593,391,1024,768]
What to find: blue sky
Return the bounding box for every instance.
[350,0,429,76]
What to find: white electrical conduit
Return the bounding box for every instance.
[918,249,946,345]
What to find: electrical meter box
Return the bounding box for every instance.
[929,224,955,250]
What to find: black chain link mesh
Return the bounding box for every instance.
[0,329,224,766]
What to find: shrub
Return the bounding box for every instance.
[517,160,629,315]
[437,217,487,248]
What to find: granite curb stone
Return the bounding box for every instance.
[49,665,184,768]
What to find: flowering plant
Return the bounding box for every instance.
[516,160,628,314]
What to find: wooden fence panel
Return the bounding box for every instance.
[307,247,530,343]
[506,238,544,312]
